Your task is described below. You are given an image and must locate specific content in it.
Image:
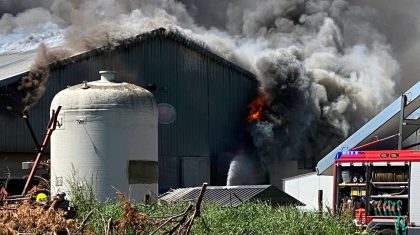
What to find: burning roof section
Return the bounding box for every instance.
[159,185,304,207]
[0,28,256,87]
[316,81,420,175]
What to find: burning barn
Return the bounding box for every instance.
[1,0,412,202]
[0,28,258,193]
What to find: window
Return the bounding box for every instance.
[158,103,176,124]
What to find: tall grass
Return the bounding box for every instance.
[68,199,358,234]
[191,202,357,235]
[66,171,357,234]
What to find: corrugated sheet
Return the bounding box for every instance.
[159,185,303,207]
[158,156,181,192]
[0,51,36,85]
[182,156,210,187]
[0,28,259,189]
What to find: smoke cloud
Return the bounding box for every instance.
[351,0,420,93]
[17,43,49,113]
[0,0,402,184]
[17,43,72,112]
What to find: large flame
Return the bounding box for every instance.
[247,95,265,121]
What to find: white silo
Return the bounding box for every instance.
[50,71,158,201]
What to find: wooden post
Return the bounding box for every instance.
[318,190,323,213]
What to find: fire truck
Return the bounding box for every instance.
[334,150,420,235]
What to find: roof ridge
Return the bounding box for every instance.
[49,27,255,79]
[0,28,257,87]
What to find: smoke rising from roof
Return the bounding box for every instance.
[0,0,402,183]
[17,43,49,113]
[16,43,72,112]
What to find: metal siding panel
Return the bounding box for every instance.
[209,62,230,154]
[156,39,179,156]
[411,162,420,225]
[207,60,257,184]
[159,155,181,192]
[176,44,208,157]
[209,63,231,184]
[283,173,334,209]
[208,64,219,153]
[295,173,320,210]
[230,70,248,136]
[177,47,187,156]
[182,156,210,187]
[283,176,300,202]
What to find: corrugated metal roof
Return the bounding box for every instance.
[282,171,317,181]
[0,50,37,86]
[0,28,256,86]
[316,81,420,175]
[158,185,304,207]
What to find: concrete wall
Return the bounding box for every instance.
[283,172,333,211]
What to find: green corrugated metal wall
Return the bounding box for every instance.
[0,33,258,190]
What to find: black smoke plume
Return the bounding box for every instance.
[0,0,404,184]
[17,43,49,112]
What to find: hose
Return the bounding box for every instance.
[371,199,404,217]
[372,170,408,182]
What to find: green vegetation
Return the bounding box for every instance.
[71,198,358,234]
[67,171,358,234]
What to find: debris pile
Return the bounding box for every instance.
[99,183,208,235]
[0,201,77,234]
[0,183,208,234]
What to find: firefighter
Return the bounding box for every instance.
[30,181,49,203]
[36,192,47,202]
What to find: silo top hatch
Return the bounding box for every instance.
[51,71,156,111]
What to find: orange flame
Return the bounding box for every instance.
[247,95,265,121]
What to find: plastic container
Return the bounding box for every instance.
[342,170,352,183]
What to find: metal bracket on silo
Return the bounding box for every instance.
[76,116,87,124]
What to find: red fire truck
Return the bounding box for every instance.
[334,150,420,235]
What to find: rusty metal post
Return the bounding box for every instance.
[318,189,323,213]
[21,106,62,196]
